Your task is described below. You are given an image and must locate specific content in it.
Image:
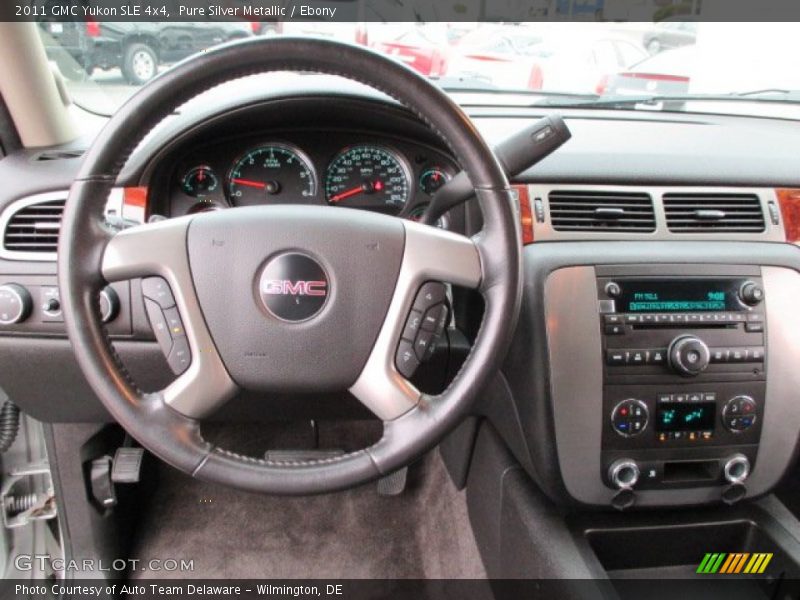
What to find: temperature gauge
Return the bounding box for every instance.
[182,166,219,197]
[419,167,451,195]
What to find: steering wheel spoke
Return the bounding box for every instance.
[102,218,237,419]
[350,221,481,421]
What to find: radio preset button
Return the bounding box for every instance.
[606,350,626,366]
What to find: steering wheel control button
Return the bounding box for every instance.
[167,337,192,375]
[144,299,173,354]
[422,304,448,334]
[412,281,446,312]
[142,277,176,309]
[402,310,423,341]
[414,330,436,361]
[611,399,648,438]
[258,253,329,322]
[723,396,757,432]
[163,307,186,338]
[395,340,420,378]
[0,283,33,325]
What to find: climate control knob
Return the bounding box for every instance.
[739,281,764,306]
[0,283,33,325]
[722,395,757,432]
[668,335,710,377]
[608,459,640,490]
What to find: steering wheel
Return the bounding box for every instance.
[58,37,521,494]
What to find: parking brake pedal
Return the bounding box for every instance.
[377,467,407,496]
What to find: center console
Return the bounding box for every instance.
[598,268,766,499]
[542,261,800,508]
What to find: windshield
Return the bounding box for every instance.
[37,21,800,121]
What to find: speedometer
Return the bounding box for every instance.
[325,146,411,215]
[228,144,316,206]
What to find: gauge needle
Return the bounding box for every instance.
[231,178,267,189]
[329,181,383,203]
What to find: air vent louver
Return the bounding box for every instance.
[548,190,655,232]
[2,197,65,254]
[663,193,765,233]
[33,149,84,161]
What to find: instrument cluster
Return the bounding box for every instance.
[166,131,457,227]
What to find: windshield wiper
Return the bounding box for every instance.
[540,90,800,109]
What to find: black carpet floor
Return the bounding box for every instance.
[130,421,487,580]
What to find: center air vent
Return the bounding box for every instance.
[663,193,765,233]
[1,194,66,258]
[548,190,655,232]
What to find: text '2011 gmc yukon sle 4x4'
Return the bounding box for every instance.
[2,17,800,600]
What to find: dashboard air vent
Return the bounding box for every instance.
[33,149,84,161]
[548,190,656,232]
[2,196,66,255]
[663,193,765,233]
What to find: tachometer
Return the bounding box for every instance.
[228,144,317,206]
[325,145,411,215]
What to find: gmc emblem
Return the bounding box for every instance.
[262,280,327,297]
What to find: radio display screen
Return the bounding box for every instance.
[617,280,741,313]
[656,402,716,432]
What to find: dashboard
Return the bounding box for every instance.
[3,84,800,510]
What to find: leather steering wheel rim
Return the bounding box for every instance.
[58,37,521,494]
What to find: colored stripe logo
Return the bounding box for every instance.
[697,553,773,574]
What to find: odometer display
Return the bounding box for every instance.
[325,146,411,214]
[228,144,316,206]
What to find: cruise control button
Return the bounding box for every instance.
[142,277,175,309]
[395,340,420,378]
[167,336,191,375]
[413,282,446,312]
[163,307,186,338]
[402,310,423,341]
[144,298,172,354]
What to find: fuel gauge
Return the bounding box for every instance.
[419,167,451,196]
[182,166,219,197]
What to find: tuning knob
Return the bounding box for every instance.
[739,281,764,306]
[668,335,710,377]
[0,283,33,325]
[99,287,120,323]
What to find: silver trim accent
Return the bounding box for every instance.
[102,217,237,418]
[608,459,640,490]
[0,189,125,262]
[547,265,800,507]
[723,454,750,484]
[349,221,481,421]
[530,185,786,243]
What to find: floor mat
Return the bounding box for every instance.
[130,424,487,580]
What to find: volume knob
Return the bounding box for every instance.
[0,283,33,325]
[739,281,764,306]
[668,335,710,377]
